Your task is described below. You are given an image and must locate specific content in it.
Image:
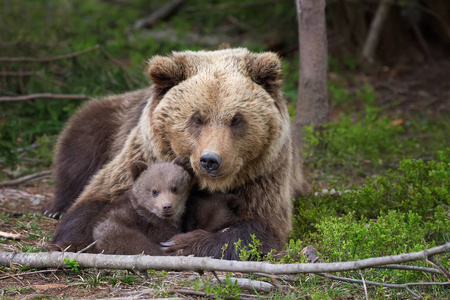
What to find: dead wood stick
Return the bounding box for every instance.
[131,0,185,30]
[0,71,43,77]
[314,272,450,299]
[0,170,52,187]
[0,231,20,240]
[0,45,101,63]
[373,264,442,274]
[426,256,450,281]
[0,94,87,102]
[299,245,449,299]
[0,243,449,274]
[0,269,60,280]
[173,288,261,299]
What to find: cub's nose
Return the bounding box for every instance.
[200,151,222,172]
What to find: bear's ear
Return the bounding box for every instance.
[146,56,185,93]
[247,52,282,95]
[131,161,148,181]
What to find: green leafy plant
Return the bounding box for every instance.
[64,257,80,273]
[197,273,242,300]
[294,149,450,242]
[234,234,264,261]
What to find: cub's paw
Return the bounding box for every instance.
[161,229,211,256]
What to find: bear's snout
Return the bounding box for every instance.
[200,151,222,176]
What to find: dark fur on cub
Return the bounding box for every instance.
[183,191,245,233]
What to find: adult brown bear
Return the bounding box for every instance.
[47,48,309,260]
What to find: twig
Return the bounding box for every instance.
[0,243,449,274]
[0,231,20,240]
[131,0,185,30]
[0,269,25,286]
[77,240,98,254]
[173,288,262,299]
[0,269,60,280]
[0,170,52,187]
[426,256,450,281]
[0,94,87,102]
[0,71,43,77]
[314,272,449,299]
[359,270,369,300]
[0,45,101,63]
[373,264,442,275]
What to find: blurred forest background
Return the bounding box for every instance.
[0,0,449,178]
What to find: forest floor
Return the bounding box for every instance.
[0,58,449,299]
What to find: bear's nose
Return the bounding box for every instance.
[200,151,222,172]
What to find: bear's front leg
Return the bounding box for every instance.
[162,220,281,260]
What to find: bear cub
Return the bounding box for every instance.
[92,158,246,255]
[92,159,192,255]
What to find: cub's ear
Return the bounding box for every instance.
[146,56,185,93]
[173,156,195,178]
[131,161,148,181]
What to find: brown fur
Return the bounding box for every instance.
[92,162,192,255]
[183,191,246,233]
[50,48,309,259]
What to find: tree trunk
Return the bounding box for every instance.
[292,0,329,154]
[361,0,394,62]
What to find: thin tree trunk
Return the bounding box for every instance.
[361,0,394,62]
[292,0,328,153]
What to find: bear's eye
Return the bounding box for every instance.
[171,186,177,193]
[152,189,158,196]
[231,115,241,127]
[192,113,203,126]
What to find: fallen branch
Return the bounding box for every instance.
[0,45,101,63]
[131,0,185,30]
[0,231,20,240]
[0,243,448,274]
[0,170,52,187]
[0,94,87,102]
[300,245,450,299]
[0,71,43,77]
[0,269,60,280]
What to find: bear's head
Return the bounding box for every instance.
[145,48,291,192]
[130,161,193,222]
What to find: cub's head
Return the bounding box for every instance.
[184,192,246,233]
[146,48,290,192]
[130,160,193,221]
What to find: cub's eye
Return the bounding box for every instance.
[192,220,198,229]
[152,189,158,196]
[231,114,243,127]
[171,186,178,193]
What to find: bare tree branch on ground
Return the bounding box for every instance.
[0,45,101,63]
[0,243,448,274]
[0,94,87,102]
[0,171,52,187]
